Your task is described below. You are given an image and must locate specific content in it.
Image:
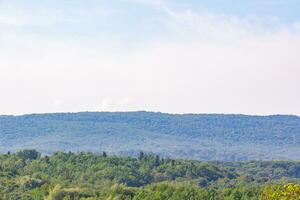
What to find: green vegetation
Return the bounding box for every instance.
[0,150,299,199]
[1,112,299,161]
[260,183,300,200]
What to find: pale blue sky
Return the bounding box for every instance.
[0,0,300,115]
[1,0,299,42]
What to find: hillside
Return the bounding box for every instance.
[0,112,299,161]
[1,150,300,199]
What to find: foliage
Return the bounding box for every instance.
[260,183,300,200]
[16,149,41,160]
[0,150,299,199]
[0,112,299,161]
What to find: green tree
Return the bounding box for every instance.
[16,149,40,160]
[103,151,108,157]
[260,183,300,200]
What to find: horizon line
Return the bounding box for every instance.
[1,110,299,118]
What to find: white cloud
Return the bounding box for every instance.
[0,1,299,115]
[96,99,111,111]
[0,1,113,28]
[1,29,299,115]
[52,99,63,109]
[126,0,167,6]
[0,6,66,27]
[150,4,285,44]
[294,21,300,31]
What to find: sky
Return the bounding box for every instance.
[0,0,300,115]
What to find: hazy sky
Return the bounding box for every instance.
[0,0,300,115]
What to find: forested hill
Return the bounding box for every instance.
[1,150,300,199]
[0,112,299,161]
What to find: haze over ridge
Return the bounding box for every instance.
[1,111,299,161]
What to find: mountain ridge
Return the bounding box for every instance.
[1,111,299,118]
[0,111,299,161]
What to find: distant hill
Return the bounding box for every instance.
[0,112,299,161]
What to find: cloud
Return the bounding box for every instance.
[1,28,299,115]
[0,5,67,27]
[0,1,113,29]
[294,22,300,31]
[153,4,287,43]
[0,1,299,115]
[0,0,290,44]
[126,0,167,6]
[96,99,111,111]
[93,97,132,112]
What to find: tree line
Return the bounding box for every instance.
[0,150,299,199]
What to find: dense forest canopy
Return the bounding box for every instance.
[0,150,299,199]
[0,112,299,161]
